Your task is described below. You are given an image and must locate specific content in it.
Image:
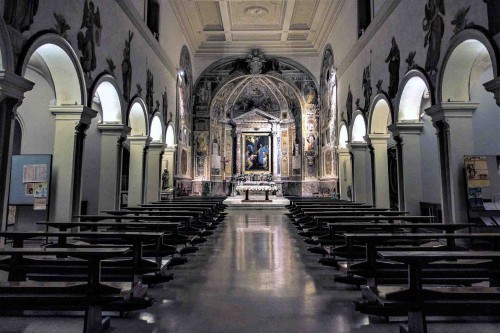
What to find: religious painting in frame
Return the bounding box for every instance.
[242,133,271,174]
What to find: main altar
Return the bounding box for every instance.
[223,173,290,209]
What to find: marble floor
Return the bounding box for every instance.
[2,209,500,332]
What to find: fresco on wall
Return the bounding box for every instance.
[282,130,289,177]
[362,63,372,113]
[146,68,154,115]
[77,0,101,78]
[320,46,335,129]
[405,51,417,71]
[451,6,474,35]
[52,13,70,39]
[385,37,400,99]
[162,88,168,125]
[345,85,353,125]
[423,0,445,76]
[122,31,134,102]
[484,0,500,36]
[233,81,280,115]
[3,0,39,32]
[181,149,187,175]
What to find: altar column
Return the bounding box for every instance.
[235,129,242,174]
[146,142,164,203]
[128,136,151,207]
[349,142,373,205]
[338,148,352,201]
[97,124,130,212]
[271,122,282,196]
[425,103,477,224]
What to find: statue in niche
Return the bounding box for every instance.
[3,0,39,32]
[122,31,134,102]
[423,0,445,76]
[362,64,372,113]
[162,88,168,124]
[376,79,384,94]
[146,69,154,115]
[52,12,70,39]
[293,136,300,157]
[451,6,474,35]
[406,51,417,71]
[106,58,116,77]
[346,85,353,124]
[196,81,211,105]
[246,49,266,74]
[484,0,500,36]
[385,37,400,99]
[161,168,169,190]
[77,0,101,78]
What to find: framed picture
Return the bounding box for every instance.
[242,133,271,174]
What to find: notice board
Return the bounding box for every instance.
[9,154,52,209]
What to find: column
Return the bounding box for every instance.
[349,142,373,205]
[146,142,163,203]
[0,72,33,237]
[367,134,391,209]
[235,129,242,174]
[338,148,352,201]
[484,77,500,107]
[425,103,478,224]
[50,106,98,222]
[161,146,175,189]
[97,124,130,212]
[128,136,151,207]
[388,123,424,215]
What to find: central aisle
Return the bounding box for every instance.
[146,209,372,333]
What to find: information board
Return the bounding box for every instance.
[9,154,52,208]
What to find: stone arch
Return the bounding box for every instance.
[89,74,125,124]
[127,97,149,136]
[19,33,86,106]
[395,69,433,122]
[368,93,393,134]
[0,16,15,72]
[150,112,163,143]
[338,122,349,148]
[437,28,498,104]
[351,111,367,143]
[165,122,175,147]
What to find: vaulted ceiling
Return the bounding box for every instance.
[171,0,343,56]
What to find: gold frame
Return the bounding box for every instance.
[242,133,272,174]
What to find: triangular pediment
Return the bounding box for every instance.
[233,109,280,124]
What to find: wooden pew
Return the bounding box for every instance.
[366,250,500,333]
[0,247,149,333]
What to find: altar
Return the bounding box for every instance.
[235,181,278,201]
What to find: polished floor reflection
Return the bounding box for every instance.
[2,210,499,332]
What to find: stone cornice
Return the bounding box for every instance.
[0,71,34,101]
[388,122,424,136]
[484,77,500,106]
[425,103,479,122]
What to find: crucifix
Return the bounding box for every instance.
[221,157,230,181]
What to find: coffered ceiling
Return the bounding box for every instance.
[171,0,343,56]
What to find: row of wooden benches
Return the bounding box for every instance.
[0,196,227,333]
[285,196,500,333]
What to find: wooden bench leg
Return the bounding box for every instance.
[84,305,109,333]
[399,311,427,333]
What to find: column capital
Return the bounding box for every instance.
[0,71,34,102]
[388,122,424,136]
[128,135,151,145]
[97,123,130,137]
[348,142,368,151]
[337,148,350,156]
[148,142,165,151]
[424,102,478,123]
[484,76,500,107]
[50,105,98,125]
[366,133,391,143]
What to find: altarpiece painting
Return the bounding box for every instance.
[243,133,271,173]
